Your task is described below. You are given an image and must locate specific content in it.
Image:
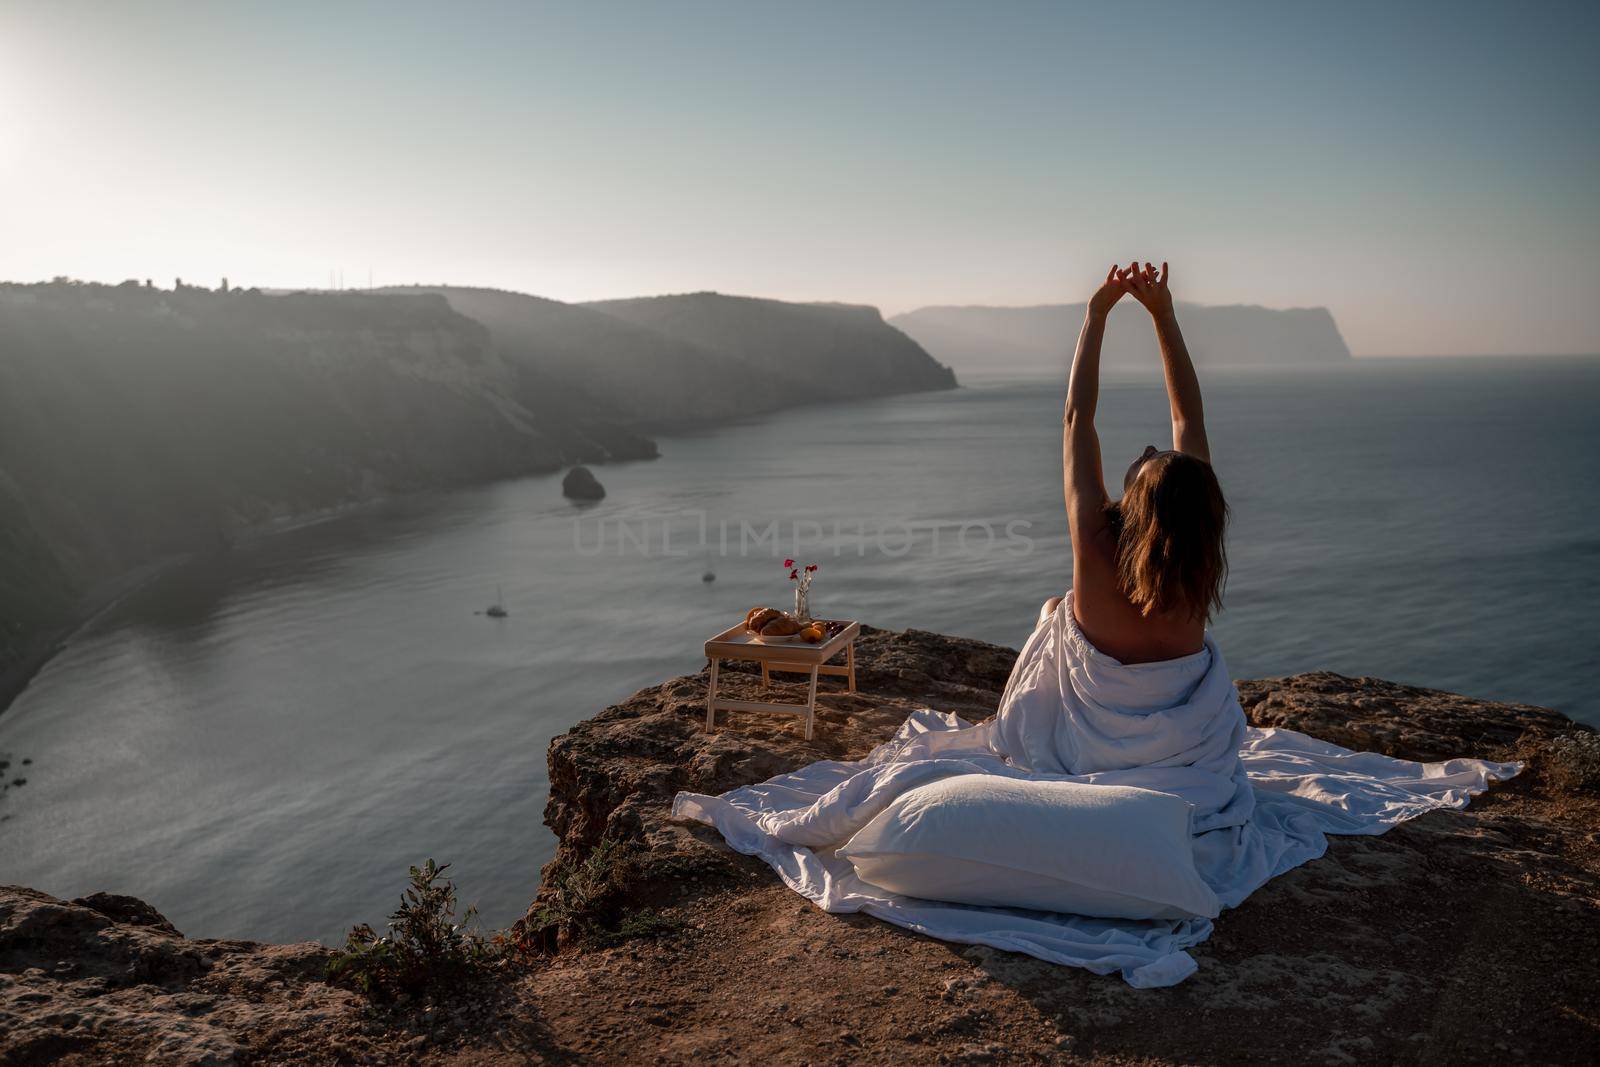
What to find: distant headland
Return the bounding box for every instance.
[892,301,1352,377]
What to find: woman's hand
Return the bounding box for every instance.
[1124,260,1174,320]
[1087,264,1126,319]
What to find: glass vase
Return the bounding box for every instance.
[794,585,812,623]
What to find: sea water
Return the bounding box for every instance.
[1,356,1595,943]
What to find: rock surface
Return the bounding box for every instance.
[0,886,352,1065]
[560,465,606,501]
[4,627,1597,1065]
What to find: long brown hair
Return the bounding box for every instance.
[1106,452,1229,622]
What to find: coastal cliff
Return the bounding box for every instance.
[584,292,958,407]
[385,288,958,426]
[0,281,955,710]
[0,281,653,709]
[3,629,1597,1065]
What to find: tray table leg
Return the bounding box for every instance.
[705,658,721,732]
[760,662,770,690]
[803,666,819,740]
[846,641,856,693]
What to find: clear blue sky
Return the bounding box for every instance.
[1,0,1596,355]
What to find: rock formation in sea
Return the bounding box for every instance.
[4,628,1597,1064]
[561,466,606,501]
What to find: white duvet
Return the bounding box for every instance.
[672,594,1518,987]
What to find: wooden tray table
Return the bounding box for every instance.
[703,620,860,740]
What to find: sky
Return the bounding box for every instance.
[1,0,1596,356]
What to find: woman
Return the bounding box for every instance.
[976,263,1249,795]
[1045,260,1229,664]
[976,258,1251,810]
[675,263,1516,987]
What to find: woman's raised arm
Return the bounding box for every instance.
[1063,266,1126,538]
[1125,262,1210,463]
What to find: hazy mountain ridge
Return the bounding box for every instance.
[377,286,799,423]
[891,301,1351,376]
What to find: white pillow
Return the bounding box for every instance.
[836,774,1220,920]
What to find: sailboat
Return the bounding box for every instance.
[485,585,508,618]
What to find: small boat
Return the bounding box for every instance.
[485,585,508,618]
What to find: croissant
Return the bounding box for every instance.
[747,607,783,634]
[760,615,802,637]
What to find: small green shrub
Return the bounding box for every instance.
[328,860,504,1002]
[1545,731,1600,794]
[513,834,680,948]
[518,835,632,942]
[599,909,687,946]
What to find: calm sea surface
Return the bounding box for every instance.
[2,356,1596,942]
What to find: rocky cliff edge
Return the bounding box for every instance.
[4,627,1597,1065]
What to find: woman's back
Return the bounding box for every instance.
[1071,528,1206,664]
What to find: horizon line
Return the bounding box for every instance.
[8,275,1598,362]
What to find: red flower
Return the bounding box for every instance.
[789,569,799,580]
[806,564,818,573]
[784,558,795,568]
